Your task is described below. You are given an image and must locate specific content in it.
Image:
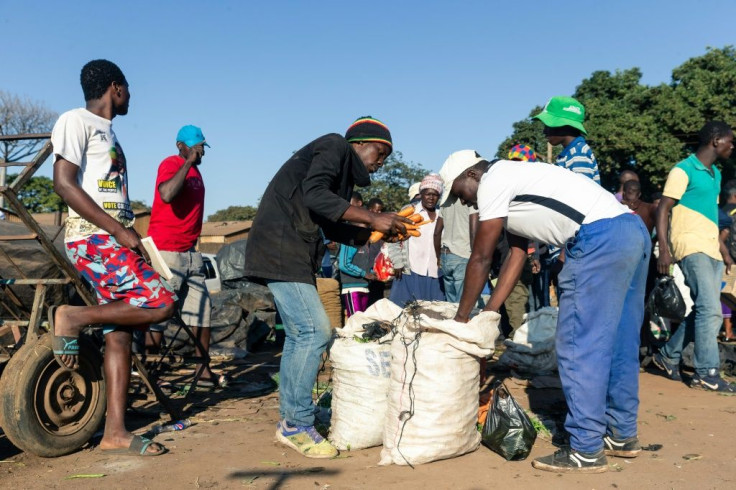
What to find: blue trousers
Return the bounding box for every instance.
[441,251,485,307]
[266,281,332,426]
[556,214,650,453]
[440,251,468,303]
[660,253,723,376]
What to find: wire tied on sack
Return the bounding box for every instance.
[394,301,424,468]
[361,320,394,341]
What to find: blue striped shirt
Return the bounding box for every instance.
[556,136,601,185]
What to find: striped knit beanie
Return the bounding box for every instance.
[345,116,392,149]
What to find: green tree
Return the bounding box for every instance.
[0,91,57,208]
[574,68,683,193]
[6,173,65,213]
[496,46,736,198]
[361,151,427,212]
[496,106,547,161]
[208,205,259,222]
[655,46,736,182]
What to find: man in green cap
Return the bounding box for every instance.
[534,96,600,185]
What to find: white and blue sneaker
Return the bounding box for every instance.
[652,353,682,382]
[275,420,338,458]
[690,371,736,393]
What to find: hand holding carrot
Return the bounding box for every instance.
[368,205,415,243]
[368,205,434,243]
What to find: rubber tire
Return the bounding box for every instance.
[0,333,106,457]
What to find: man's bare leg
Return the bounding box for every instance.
[52,302,175,370]
[145,331,164,353]
[725,317,734,340]
[98,329,163,454]
[192,326,215,380]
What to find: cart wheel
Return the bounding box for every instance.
[0,333,105,457]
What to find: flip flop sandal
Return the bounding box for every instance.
[197,374,232,389]
[48,305,79,372]
[101,435,167,457]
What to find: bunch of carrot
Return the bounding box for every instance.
[368,205,433,243]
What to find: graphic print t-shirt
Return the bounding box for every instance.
[51,108,134,241]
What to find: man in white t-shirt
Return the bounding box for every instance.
[440,154,650,474]
[51,60,176,456]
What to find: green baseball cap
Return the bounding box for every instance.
[533,96,587,135]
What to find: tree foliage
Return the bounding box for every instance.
[207,205,259,222]
[497,46,736,198]
[361,151,427,212]
[6,173,65,213]
[0,91,57,163]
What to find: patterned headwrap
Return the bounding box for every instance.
[345,116,392,149]
[419,173,444,195]
[508,144,538,162]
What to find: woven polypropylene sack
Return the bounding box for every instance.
[379,301,500,466]
[328,300,403,450]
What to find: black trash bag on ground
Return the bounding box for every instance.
[648,276,686,322]
[482,381,537,461]
[216,239,247,282]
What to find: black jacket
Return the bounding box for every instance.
[244,134,372,284]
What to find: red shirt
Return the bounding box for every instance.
[148,155,205,252]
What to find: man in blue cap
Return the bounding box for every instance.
[147,125,225,387]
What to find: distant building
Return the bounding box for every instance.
[3,207,248,256]
[198,221,252,254]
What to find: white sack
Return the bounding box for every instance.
[328,299,403,450]
[379,301,500,466]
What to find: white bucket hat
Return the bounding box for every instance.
[407,182,421,200]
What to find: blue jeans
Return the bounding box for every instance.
[660,253,723,376]
[266,281,332,426]
[556,214,650,453]
[440,251,468,302]
[441,251,484,306]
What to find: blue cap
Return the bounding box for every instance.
[176,125,210,148]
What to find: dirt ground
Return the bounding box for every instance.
[1,343,735,490]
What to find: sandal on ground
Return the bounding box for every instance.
[48,305,79,372]
[197,374,232,389]
[157,380,176,393]
[100,435,167,457]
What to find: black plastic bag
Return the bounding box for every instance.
[648,276,686,322]
[481,381,537,461]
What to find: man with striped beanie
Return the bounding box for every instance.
[244,116,412,458]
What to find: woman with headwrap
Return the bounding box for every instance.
[387,173,446,305]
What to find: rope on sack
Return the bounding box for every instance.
[394,301,423,468]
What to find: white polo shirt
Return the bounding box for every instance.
[477,160,630,247]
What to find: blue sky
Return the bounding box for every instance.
[3,0,735,217]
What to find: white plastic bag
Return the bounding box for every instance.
[379,301,500,466]
[328,300,403,450]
